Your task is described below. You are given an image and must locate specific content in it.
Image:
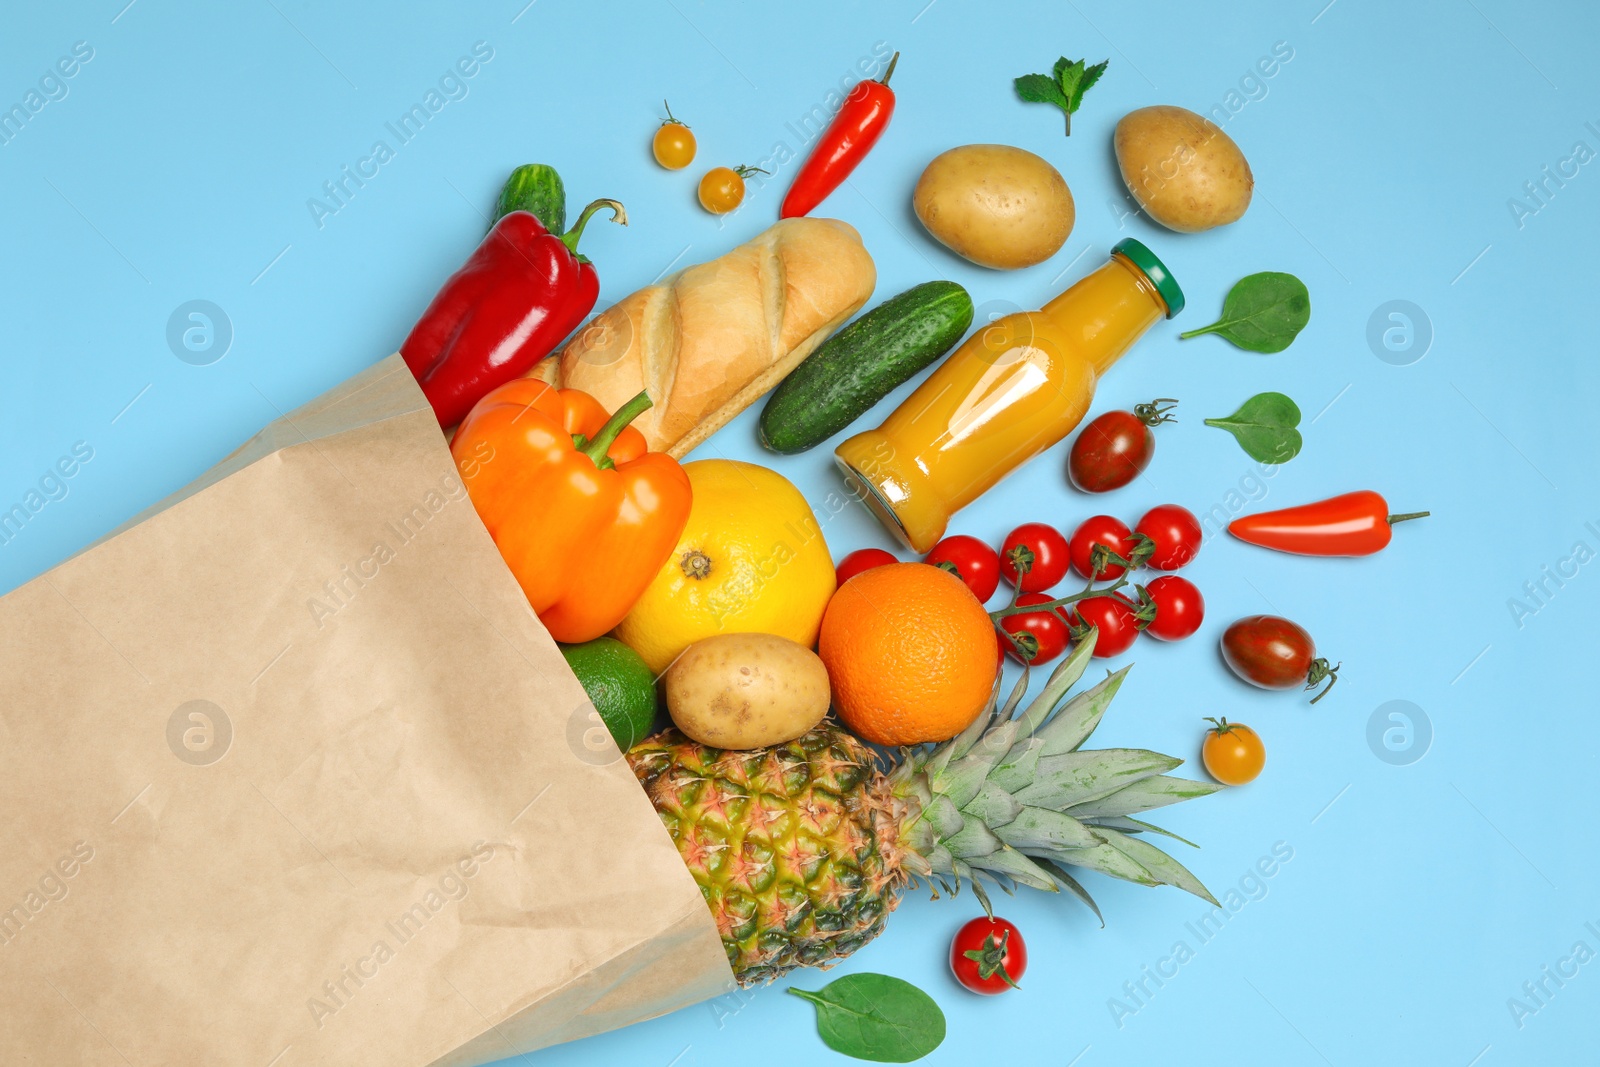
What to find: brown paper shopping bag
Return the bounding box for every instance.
[0,355,733,1065]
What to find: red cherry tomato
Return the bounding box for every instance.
[1221,615,1340,702]
[835,548,896,587]
[1068,515,1137,580]
[950,916,1027,995]
[1064,592,1141,657]
[924,535,1001,602]
[999,592,1070,664]
[1067,399,1175,493]
[1136,504,1203,571]
[1000,523,1070,592]
[1143,575,1204,641]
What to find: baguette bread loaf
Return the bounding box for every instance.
[530,218,875,458]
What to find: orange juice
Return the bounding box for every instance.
[835,239,1183,552]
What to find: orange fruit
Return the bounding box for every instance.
[818,562,999,746]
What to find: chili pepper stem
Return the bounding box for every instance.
[879,51,900,87]
[577,389,652,470]
[560,198,628,260]
[1388,511,1430,524]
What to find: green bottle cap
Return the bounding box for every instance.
[1112,238,1184,319]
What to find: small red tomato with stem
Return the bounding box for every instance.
[1202,717,1265,785]
[1068,515,1149,580]
[835,548,896,587]
[1221,615,1340,703]
[1001,522,1071,592]
[1142,575,1205,641]
[1064,592,1146,658]
[999,592,1071,665]
[1068,398,1177,493]
[1136,504,1203,571]
[950,916,1027,994]
[925,535,1001,602]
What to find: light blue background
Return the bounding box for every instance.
[3,0,1597,1063]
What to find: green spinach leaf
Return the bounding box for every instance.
[1204,392,1303,464]
[1179,272,1310,353]
[788,973,946,1062]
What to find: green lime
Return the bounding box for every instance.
[559,637,659,751]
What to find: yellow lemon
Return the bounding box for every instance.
[615,460,836,674]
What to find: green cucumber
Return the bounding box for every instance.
[760,281,974,455]
[493,163,566,233]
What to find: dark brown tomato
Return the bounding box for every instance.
[1067,400,1175,493]
[1222,615,1313,688]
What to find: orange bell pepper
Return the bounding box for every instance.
[450,379,691,643]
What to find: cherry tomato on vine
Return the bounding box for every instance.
[999,592,1070,665]
[652,101,696,169]
[1067,399,1176,493]
[950,916,1027,994]
[1068,515,1142,580]
[1000,522,1070,592]
[925,535,1001,602]
[698,164,765,214]
[1064,592,1142,658]
[1202,718,1265,785]
[1221,615,1340,703]
[1142,575,1205,641]
[1136,504,1203,571]
[835,548,896,587]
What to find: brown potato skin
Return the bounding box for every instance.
[913,144,1075,269]
[1114,105,1253,232]
[664,633,831,750]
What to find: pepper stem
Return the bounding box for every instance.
[576,390,651,470]
[879,51,900,87]
[1388,511,1430,525]
[561,198,628,259]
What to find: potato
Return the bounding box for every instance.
[913,144,1074,270]
[665,633,830,750]
[1114,106,1253,232]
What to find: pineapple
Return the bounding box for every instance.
[626,640,1221,984]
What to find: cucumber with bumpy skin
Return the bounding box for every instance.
[760,281,974,455]
[494,164,566,233]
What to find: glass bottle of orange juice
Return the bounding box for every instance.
[835,238,1183,552]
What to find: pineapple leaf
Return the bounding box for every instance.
[999,664,1032,720]
[1039,842,1160,887]
[1013,748,1182,810]
[924,795,966,840]
[1017,631,1097,737]
[992,809,1107,851]
[1036,858,1105,927]
[968,845,1060,892]
[1087,815,1201,849]
[1098,828,1218,905]
[944,818,1003,860]
[958,861,994,916]
[987,736,1044,794]
[935,746,1005,810]
[944,674,1004,763]
[1036,666,1130,755]
[994,806,1104,851]
[963,781,1023,827]
[1067,775,1223,819]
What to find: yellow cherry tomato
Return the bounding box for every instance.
[698,165,765,214]
[1201,717,1265,786]
[653,100,696,170]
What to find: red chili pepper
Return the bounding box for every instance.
[1228,491,1429,557]
[780,52,899,219]
[401,198,626,428]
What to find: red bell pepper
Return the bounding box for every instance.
[1228,491,1429,557]
[780,52,899,219]
[401,198,625,428]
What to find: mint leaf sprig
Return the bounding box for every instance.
[1014,56,1109,135]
